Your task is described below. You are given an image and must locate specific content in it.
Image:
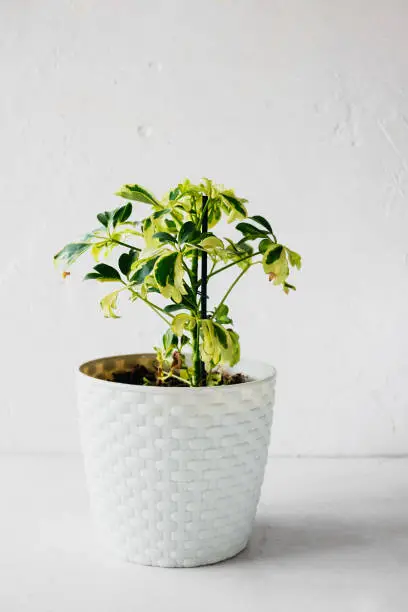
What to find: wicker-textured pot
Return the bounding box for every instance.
[77,354,276,567]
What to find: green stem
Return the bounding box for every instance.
[215,266,249,313]
[110,238,141,251]
[184,242,207,253]
[131,290,173,326]
[206,251,260,280]
[144,297,174,319]
[163,372,192,386]
[182,261,194,286]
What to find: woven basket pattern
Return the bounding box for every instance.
[77,355,275,567]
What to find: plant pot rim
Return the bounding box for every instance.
[78,353,276,394]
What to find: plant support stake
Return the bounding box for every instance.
[200,195,208,385]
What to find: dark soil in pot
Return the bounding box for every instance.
[111,363,248,387]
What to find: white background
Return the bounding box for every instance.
[0,0,407,456]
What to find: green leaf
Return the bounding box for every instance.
[153,232,177,244]
[263,245,283,267]
[97,212,111,227]
[178,221,199,244]
[162,328,178,353]
[199,320,239,368]
[224,238,254,269]
[118,250,139,276]
[213,303,233,325]
[93,263,122,281]
[236,222,269,240]
[113,202,132,227]
[259,237,274,254]
[283,282,296,294]
[164,304,186,314]
[152,208,170,219]
[213,322,228,349]
[171,313,195,336]
[169,187,180,201]
[263,245,289,285]
[180,334,189,347]
[143,217,152,231]
[85,263,122,282]
[208,202,221,228]
[180,283,196,310]
[285,248,302,270]
[165,219,177,232]
[155,252,179,287]
[115,184,160,206]
[221,192,248,219]
[200,320,218,367]
[54,241,92,265]
[227,329,240,366]
[130,256,159,284]
[200,236,224,251]
[154,252,186,303]
[250,215,273,233]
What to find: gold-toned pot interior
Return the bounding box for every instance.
[79,353,157,381]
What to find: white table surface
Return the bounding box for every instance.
[1,456,407,612]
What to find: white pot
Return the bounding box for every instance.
[77,353,276,567]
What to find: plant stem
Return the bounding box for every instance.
[163,372,192,386]
[143,297,174,319]
[206,251,260,280]
[132,291,173,326]
[110,238,141,251]
[216,266,249,312]
[182,261,194,286]
[200,195,208,385]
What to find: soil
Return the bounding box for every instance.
[111,364,249,387]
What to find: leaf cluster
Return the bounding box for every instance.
[55,178,302,386]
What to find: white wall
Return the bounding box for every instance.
[0,0,407,455]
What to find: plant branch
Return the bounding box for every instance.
[129,289,173,325]
[182,261,194,286]
[110,238,141,251]
[209,260,217,276]
[205,251,260,281]
[184,242,207,253]
[163,372,192,386]
[215,266,250,313]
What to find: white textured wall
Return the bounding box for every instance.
[1,0,407,455]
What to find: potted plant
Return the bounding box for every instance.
[55,178,301,567]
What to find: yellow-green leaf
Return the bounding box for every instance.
[263,245,289,285]
[285,248,302,270]
[100,290,121,318]
[171,313,195,336]
[200,236,224,252]
[154,252,186,303]
[115,184,159,206]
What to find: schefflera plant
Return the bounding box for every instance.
[55,179,301,387]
